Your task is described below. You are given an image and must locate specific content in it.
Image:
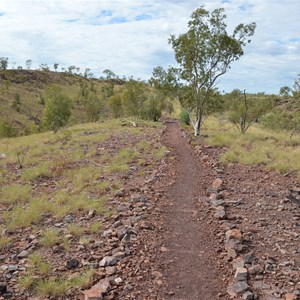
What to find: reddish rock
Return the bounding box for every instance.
[226,229,243,241]
[212,178,223,190]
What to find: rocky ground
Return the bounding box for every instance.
[0,121,299,300]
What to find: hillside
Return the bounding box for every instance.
[0,70,124,134]
[0,120,299,299]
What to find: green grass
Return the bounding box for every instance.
[0,184,32,204]
[2,197,53,230]
[0,235,11,250]
[35,277,70,297]
[204,117,300,179]
[66,224,85,237]
[28,253,52,275]
[40,228,69,248]
[89,220,102,233]
[0,118,167,298]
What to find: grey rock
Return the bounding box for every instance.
[116,227,127,240]
[112,251,125,260]
[214,210,227,220]
[234,268,248,281]
[64,214,74,223]
[0,154,6,159]
[227,281,249,297]
[65,259,79,269]
[131,193,147,203]
[0,282,7,294]
[103,229,112,237]
[242,291,254,300]
[212,200,225,207]
[99,256,117,267]
[7,265,18,272]
[17,250,29,259]
[114,277,123,285]
[112,220,122,228]
[253,281,270,290]
[105,266,116,275]
[121,233,130,245]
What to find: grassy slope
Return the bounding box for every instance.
[0,70,115,132]
[0,119,166,297]
[200,118,300,180]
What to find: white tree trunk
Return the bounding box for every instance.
[189,112,201,136]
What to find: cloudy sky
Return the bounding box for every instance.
[0,0,299,94]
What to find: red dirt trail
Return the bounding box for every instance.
[160,121,229,300]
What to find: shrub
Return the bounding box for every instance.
[0,121,17,138]
[42,86,71,132]
[180,110,190,125]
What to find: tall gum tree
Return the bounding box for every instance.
[152,7,256,135]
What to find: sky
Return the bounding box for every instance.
[0,0,299,94]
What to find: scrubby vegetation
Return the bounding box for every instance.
[0,119,166,297]
[0,66,173,137]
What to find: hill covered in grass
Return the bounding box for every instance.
[0,69,126,135]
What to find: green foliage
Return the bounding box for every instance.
[152,6,256,135]
[122,80,148,118]
[83,92,105,122]
[0,57,8,70]
[40,228,68,247]
[42,86,71,132]
[180,109,190,125]
[227,90,273,134]
[261,110,300,134]
[0,184,32,204]
[0,120,18,138]
[108,94,123,118]
[141,92,163,121]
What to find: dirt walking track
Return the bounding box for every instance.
[158,121,229,299]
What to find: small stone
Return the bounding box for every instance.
[17,250,29,259]
[116,227,127,240]
[114,277,123,285]
[105,266,116,275]
[112,252,125,260]
[226,229,243,241]
[121,233,130,245]
[64,214,74,223]
[228,248,237,259]
[212,200,225,207]
[0,283,7,294]
[285,293,296,300]
[252,281,269,290]
[0,154,6,159]
[65,259,79,269]
[99,256,117,267]
[234,268,248,281]
[97,278,111,294]
[82,289,103,300]
[242,291,254,300]
[131,194,147,203]
[103,229,112,237]
[248,264,264,275]
[227,281,249,297]
[214,210,226,220]
[212,178,223,190]
[88,209,96,218]
[7,265,18,272]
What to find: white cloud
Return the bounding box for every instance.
[0,0,299,93]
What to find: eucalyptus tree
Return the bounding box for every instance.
[152,6,256,135]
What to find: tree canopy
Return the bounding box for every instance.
[151,6,256,135]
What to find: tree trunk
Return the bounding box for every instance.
[193,112,202,136]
